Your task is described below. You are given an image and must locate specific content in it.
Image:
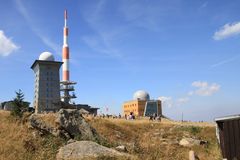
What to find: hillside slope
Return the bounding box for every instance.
[0,111,65,160]
[87,117,222,160]
[0,111,222,160]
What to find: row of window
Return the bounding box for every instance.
[35,77,56,81]
[124,109,145,112]
[46,99,54,103]
[46,77,55,81]
[46,93,53,98]
[124,103,137,108]
[46,71,54,75]
[34,92,53,98]
[124,109,137,112]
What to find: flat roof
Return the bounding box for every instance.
[123,99,145,103]
[31,60,63,69]
[215,114,240,122]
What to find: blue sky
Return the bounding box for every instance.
[0,0,240,121]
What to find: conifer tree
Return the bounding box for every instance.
[11,89,29,117]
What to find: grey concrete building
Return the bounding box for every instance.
[31,52,63,113]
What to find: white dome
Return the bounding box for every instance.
[133,90,150,101]
[39,51,55,61]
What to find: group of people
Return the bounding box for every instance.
[125,112,136,120]
[98,113,122,119]
[149,113,161,121]
[97,112,161,121]
[124,112,161,121]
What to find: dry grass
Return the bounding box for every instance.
[0,110,65,160]
[36,113,58,128]
[0,110,222,160]
[87,117,222,160]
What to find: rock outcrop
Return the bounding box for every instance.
[56,109,98,140]
[179,138,200,147]
[29,109,100,140]
[56,141,131,160]
[29,114,60,136]
[115,145,127,152]
[179,138,207,147]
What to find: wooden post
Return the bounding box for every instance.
[189,150,195,160]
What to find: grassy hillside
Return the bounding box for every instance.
[0,110,222,160]
[0,111,65,160]
[87,117,222,160]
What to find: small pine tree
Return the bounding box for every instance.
[11,89,29,118]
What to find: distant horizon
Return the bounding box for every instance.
[0,0,240,121]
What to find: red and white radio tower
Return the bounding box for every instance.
[63,10,69,81]
[60,9,77,104]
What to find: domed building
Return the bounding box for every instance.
[38,51,55,61]
[31,51,63,113]
[123,90,162,117]
[133,90,150,101]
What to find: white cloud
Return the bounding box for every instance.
[192,81,208,88]
[158,96,189,107]
[188,91,194,96]
[159,81,220,108]
[119,0,179,31]
[158,96,173,108]
[199,2,208,9]
[80,0,179,58]
[213,22,240,40]
[176,97,189,106]
[80,1,124,58]
[190,81,220,96]
[211,54,240,68]
[15,0,60,54]
[0,30,19,56]
[81,35,122,58]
